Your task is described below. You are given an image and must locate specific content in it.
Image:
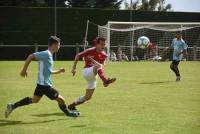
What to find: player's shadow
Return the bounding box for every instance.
[0,119,64,127]
[32,112,85,118]
[70,125,87,128]
[32,112,64,117]
[138,80,174,85]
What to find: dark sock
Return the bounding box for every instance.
[174,67,180,77]
[59,104,70,115]
[97,68,108,83]
[13,97,32,109]
[170,66,180,77]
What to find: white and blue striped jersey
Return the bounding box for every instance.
[171,38,188,61]
[34,50,53,86]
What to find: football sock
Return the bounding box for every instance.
[97,68,108,82]
[75,96,86,105]
[170,66,180,77]
[59,104,69,115]
[69,96,86,108]
[13,97,32,109]
[174,66,180,77]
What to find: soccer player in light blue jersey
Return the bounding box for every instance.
[5,36,79,118]
[170,31,188,81]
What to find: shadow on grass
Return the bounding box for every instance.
[0,118,64,127]
[32,112,64,117]
[32,112,86,118]
[70,124,87,128]
[138,80,175,84]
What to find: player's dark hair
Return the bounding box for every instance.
[97,37,106,43]
[48,36,60,46]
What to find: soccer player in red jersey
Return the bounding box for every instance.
[68,37,116,111]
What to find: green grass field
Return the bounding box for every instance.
[0,61,200,134]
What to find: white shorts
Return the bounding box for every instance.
[82,66,97,89]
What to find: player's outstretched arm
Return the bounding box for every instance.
[20,54,35,77]
[71,50,88,76]
[51,68,65,74]
[71,53,80,76]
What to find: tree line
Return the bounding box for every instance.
[0,0,172,11]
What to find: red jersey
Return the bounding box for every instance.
[79,47,107,68]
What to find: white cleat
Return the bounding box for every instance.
[5,103,14,118]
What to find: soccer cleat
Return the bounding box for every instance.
[68,104,78,111]
[103,78,116,87]
[5,103,14,118]
[66,111,80,117]
[176,76,181,81]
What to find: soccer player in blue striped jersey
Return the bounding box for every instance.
[170,31,188,81]
[5,36,79,118]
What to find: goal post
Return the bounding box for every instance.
[101,21,200,61]
[107,22,111,60]
[85,20,200,61]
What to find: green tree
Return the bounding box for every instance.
[66,0,123,9]
[45,0,66,7]
[124,0,172,11]
[0,0,39,6]
[0,0,123,9]
[0,0,67,7]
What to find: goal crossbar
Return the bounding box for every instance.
[108,21,200,25]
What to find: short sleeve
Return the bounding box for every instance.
[79,49,91,58]
[34,51,48,61]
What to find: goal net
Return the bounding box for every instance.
[97,21,200,61]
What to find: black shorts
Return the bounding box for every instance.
[172,60,180,66]
[34,84,59,100]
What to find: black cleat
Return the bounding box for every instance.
[103,78,116,87]
[68,104,78,111]
[5,103,14,118]
[66,111,80,117]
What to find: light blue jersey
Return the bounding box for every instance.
[171,38,188,61]
[34,50,53,86]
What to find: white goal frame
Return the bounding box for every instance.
[106,21,200,61]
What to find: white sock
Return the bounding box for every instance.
[75,96,85,104]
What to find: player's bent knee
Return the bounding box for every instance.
[58,95,65,101]
[32,98,39,103]
[32,96,41,103]
[56,95,65,104]
[93,66,99,71]
[170,64,174,69]
[94,65,102,70]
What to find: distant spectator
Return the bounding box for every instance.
[132,55,139,61]
[110,50,117,61]
[122,52,129,61]
[147,42,157,60]
[117,48,123,61]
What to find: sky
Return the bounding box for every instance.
[122,0,200,12]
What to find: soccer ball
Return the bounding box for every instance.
[137,36,150,48]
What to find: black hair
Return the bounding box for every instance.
[48,36,60,46]
[97,37,106,43]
